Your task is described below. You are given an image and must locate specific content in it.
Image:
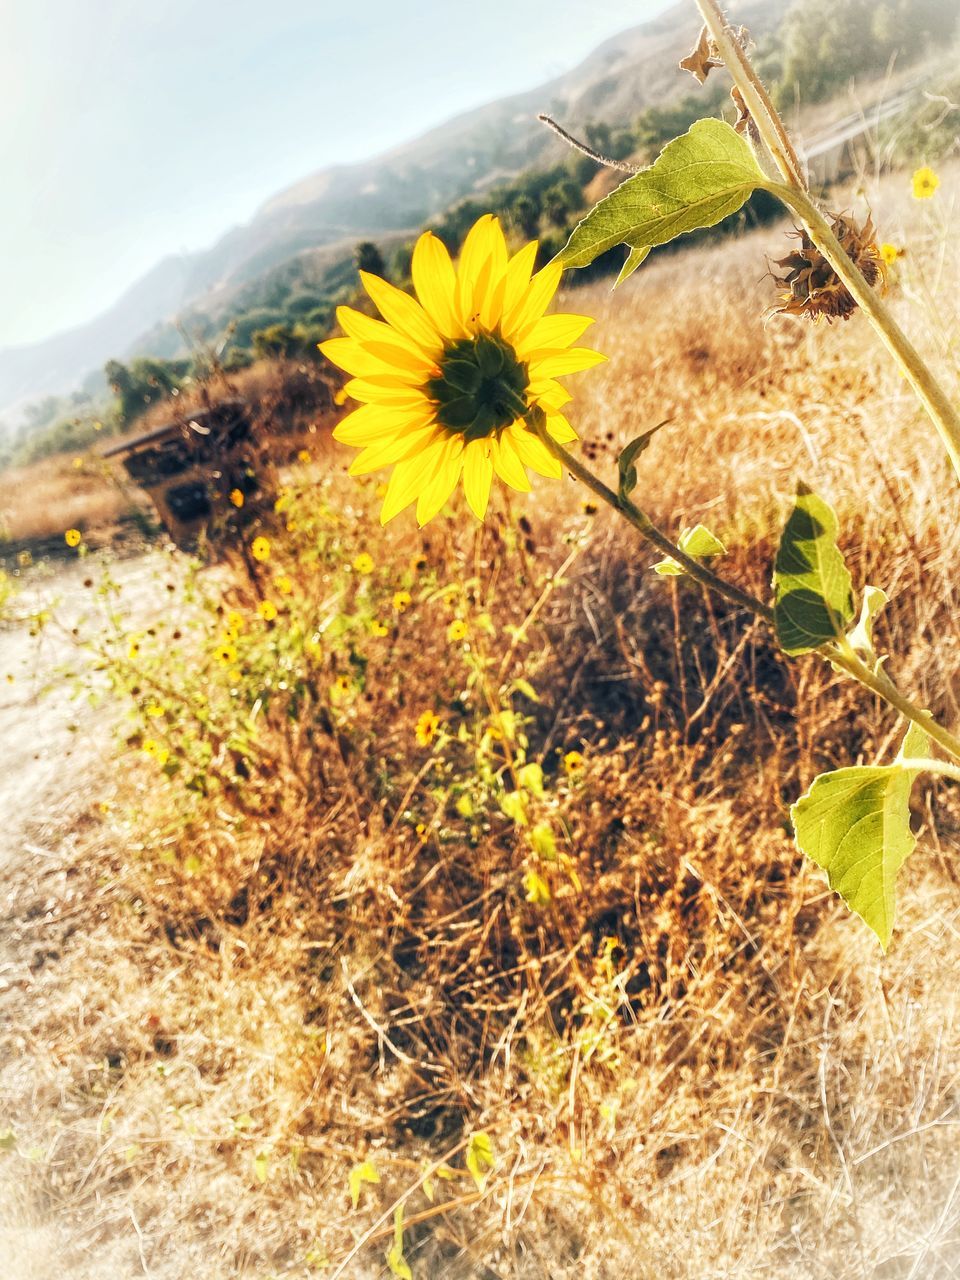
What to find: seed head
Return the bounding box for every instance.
[773,214,885,322]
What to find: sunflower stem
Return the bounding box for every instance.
[529,415,773,621]
[692,0,960,484]
[771,183,960,483]
[529,415,960,764]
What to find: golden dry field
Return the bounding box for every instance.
[2,160,960,1279]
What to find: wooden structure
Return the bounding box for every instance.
[103,400,270,548]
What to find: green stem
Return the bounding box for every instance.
[530,416,960,764]
[825,644,960,763]
[693,0,960,484]
[530,416,773,622]
[897,759,960,784]
[773,183,960,481]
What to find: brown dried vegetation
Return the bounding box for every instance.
[3,167,960,1278]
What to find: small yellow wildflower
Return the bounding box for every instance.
[72,457,83,469]
[275,575,294,596]
[274,492,292,514]
[447,618,468,643]
[880,242,901,265]
[257,600,278,622]
[392,590,412,613]
[227,609,245,635]
[370,620,389,637]
[415,822,428,840]
[415,709,440,747]
[146,703,164,719]
[352,552,374,576]
[563,749,585,775]
[229,489,245,508]
[127,641,141,660]
[298,449,311,463]
[251,536,271,562]
[142,739,170,767]
[216,640,238,665]
[912,166,940,200]
[65,529,82,548]
[331,674,353,698]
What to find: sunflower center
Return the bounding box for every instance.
[427,331,529,442]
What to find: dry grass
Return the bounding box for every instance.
[3,160,960,1279]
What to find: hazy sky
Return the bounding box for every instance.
[2,0,673,349]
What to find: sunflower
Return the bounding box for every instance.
[319,215,605,526]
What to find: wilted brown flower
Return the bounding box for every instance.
[773,214,885,322]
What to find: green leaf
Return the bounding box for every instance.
[517,762,545,797]
[465,1131,495,1191]
[773,485,855,655]
[654,523,726,575]
[523,870,551,904]
[617,419,670,498]
[558,119,768,270]
[349,1158,380,1209]
[615,245,651,286]
[500,791,528,826]
[791,721,930,948]
[530,822,557,860]
[848,584,888,656]
[385,1206,413,1280]
[252,1150,270,1184]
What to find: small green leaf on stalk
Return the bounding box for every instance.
[791,720,931,949]
[385,1205,413,1279]
[512,677,540,703]
[773,485,855,655]
[252,1150,270,1184]
[517,762,545,797]
[615,245,651,287]
[465,1131,495,1191]
[349,1158,380,1209]
[523,869,551,904]
[559,119,768,270]
[500,791,528,826]
[531,822,557,860]
[847,584,888,656]
[617,419,670,498]
[654,523,726,575]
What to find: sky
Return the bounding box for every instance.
[2,0,673,349]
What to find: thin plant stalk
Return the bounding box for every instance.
[530,415,960,764]
[693,0,960,482]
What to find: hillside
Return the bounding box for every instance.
[0,0,790,423]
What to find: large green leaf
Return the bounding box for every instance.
[791,721,930,949]
[558,119,768,272]
[773,485,855,655]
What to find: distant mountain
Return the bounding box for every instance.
[0,0,790,422]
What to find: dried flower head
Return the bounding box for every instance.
[773,214,884,322]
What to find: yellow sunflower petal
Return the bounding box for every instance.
[457,216,507,329]
[333,403,434,446]
[416,437,464,525]
[529,348,607,379]
[545,412,578,444]
[348,425,444,475]
[508,424,563,479]
[319,337,426,383]
[500,241,539,323]
[515,313,595,358]
[412,232,462,339]
[462,439,495,520]
[503,260,563,336]
[360,271,443,355]
[336,306,431,363]
[491,432,531,492]
[380,440,445,524]
[344,377,431,406]
[528,379,573,411]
